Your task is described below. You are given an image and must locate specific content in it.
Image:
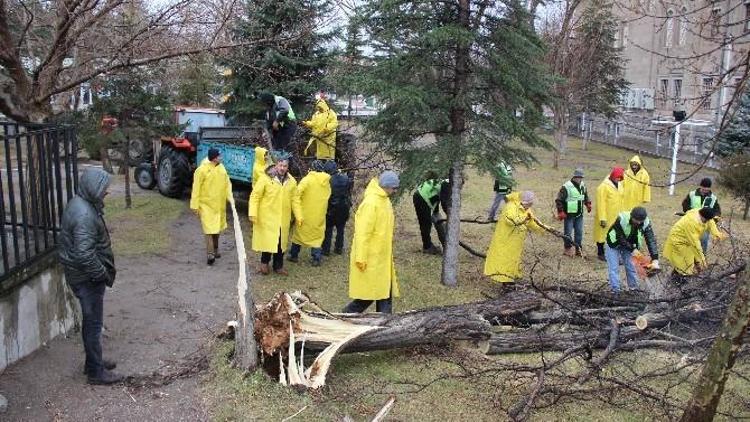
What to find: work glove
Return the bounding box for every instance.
[355,261,367,272]
[585,202,592,213]
[249,216,257,224]
[296,218,304,227]
[714,232,728,241]
[272,121,279,130]
[599,220,607,228]
[557,211,567,221]
[648,259,660,270]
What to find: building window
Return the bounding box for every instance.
[711,7,721,36]
[702,77,714,111]
[623,23,629,46]
[673,79,683,106]
[679,8,688,45]
[745,3,750,32]
[659,78,669,107]
[665,10,674,47]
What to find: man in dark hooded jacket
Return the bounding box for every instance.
[59,168,123,385]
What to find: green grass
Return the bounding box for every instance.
[104,190,184,256]
[205,136,750,421]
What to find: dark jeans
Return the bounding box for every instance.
[271,122,298,152]
[343,297,393,314]
[289,243,322,261]
[563,214,584,249]
[261,234,285,270]
[322,206,349,254]
[69,281,106,378]
[413,193,437,250]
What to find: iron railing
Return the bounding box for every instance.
[0,122,79,285]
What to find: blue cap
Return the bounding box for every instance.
[378,170,400,188]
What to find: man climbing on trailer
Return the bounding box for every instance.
[302,95,338,160]
[258,92,297,152]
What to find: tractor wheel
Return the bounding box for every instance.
[135,163,156,190]
[157,146,191,198]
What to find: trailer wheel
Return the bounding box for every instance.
[135,163,156,190]
[157,146,191,198]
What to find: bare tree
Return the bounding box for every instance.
[0,0,248,123]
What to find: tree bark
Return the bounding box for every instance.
[681,270,750,422]
[442,0,471,287]
[553,108,568,170]
[124,136,132,209]
[743,198,749,220]
[442,162,464,286]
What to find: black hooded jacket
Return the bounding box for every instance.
[58,168,116,286]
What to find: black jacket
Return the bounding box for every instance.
[681,189,721,216]
[58,169,116,286]
[605,216,659,259]
[328,172,352,211]
[555,179,591,216]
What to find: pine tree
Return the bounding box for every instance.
[717,91,750,157]
[344,0,553,286]
[224,0,336,123]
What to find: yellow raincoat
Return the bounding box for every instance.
[291,170,332,247]
[484,192,545,283]
[594,177,624,243]
[662,209,724,275]
[623,155,651,209]
[252,146,268,184]
[190,158,232,234]
[248,172,302,253]
[303,99,338,159]
[349,179,400,300]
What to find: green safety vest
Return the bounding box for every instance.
[689,190,716,210]
[417,179,442,212]
[563,180,586,214]
[608,211,651,247]
[274,95,296,122]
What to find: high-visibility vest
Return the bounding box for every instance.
[563,180,586,214]
[689,190,716,210]
[607,211,651,247]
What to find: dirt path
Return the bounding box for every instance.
[0,208,239,421]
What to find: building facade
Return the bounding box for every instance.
[613,0,749,123]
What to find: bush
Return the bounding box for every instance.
[719,154,750,219]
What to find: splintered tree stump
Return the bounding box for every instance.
[253,291,541,388]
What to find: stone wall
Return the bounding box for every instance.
[0,252,78,372]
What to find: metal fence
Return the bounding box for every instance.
[0,122,79,285]
[569,113,721,169]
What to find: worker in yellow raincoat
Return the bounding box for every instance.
[484,191,550,284]
[249,154,302,276]
[302,97,338,160]
[252,146,268,185]
[343,171,400,314]
[190,148,232,266]
[288,160,332,266]
[623,155,651,210]
[594,167,625,261]
[663,207,726,279]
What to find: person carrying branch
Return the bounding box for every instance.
[663,207,726,281]
[623,155,651,210]
[604,207,659,294]
[413,172,446,255]
[555,168,591,257]
[594,167,625,261]
[302,95,338,160]
[343,171,400,314]
[681,177,722,253]
[249,153,302,276]
[288,160,332,266]
[190,148,232,266]
[484,191,551,285]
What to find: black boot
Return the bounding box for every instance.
[87,369,125,385]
